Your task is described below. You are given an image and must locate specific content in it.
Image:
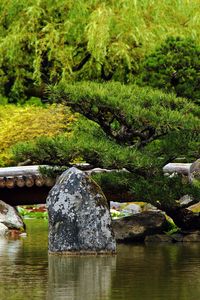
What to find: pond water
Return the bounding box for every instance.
[0,219,200,300]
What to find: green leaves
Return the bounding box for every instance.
[86,4,112,64]
[140,36,200,103]
[11,80,200,207]
[50,81,200,146]
[1,1,200,101]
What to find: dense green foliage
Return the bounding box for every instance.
[12,82,200,207]
[1,0,200,101]
[49,81,200,159]
[140,37,200,103]
[14,82,200,169]
[50,81,200,206]
[92,171,200,208]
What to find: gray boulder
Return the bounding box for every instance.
[189,158,200,183]
[177,195,195,208]
[0,223,9,237]
[112,211,168,242]
[121,203,141,215]
[47,167,116,254]
[0,200,24,230]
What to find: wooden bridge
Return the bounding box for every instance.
[0,163,191,206]
[0,166,56,206]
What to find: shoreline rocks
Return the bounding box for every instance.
[112,211,168,242]
[144,231,200,243]
[0,223,9,237]
[110,200,200,243]
[0,200,25,237]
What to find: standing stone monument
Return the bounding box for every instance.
[46,167,116,254]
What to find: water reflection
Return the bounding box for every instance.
[0,220,48,300]
[1,220,200,300]
[47,255,116,300]
[111,244,200,300]
[0,238,22,260]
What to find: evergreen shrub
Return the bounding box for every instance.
[12,81,200,207]
[140,37,200,103]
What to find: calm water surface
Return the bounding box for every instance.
[0,219,200,300]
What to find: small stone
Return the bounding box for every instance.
[19,232,27,237]
[110,201,122,210]
[0,223,9,237]
[142,203,159,212]
[0,200,25,230]
[187,202,200,213]
[177,195,195,208]
[122,203,142,215]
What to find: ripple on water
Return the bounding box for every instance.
[1,220,200,300]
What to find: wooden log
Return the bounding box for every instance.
[44,177,55,187]
[16,176,25,188]
[35,175,45,187]
[0,177,6,188]
[5,177,15,189]
[163,163,191,175]
[25,176,35,188]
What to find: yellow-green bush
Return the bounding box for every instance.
[0,104,76,166]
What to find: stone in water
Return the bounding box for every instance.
[47,167,116,255]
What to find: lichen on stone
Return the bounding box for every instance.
[47,167,116,254]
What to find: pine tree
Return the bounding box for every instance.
[37,82,200,208]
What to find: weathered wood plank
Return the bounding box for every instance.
[5,177,15,189]
[0,165,47,177]
[0,163,193,179]
[35,175,45,187]
[25,176,35,188]
[16,176,25,188]
[0,177,6,188]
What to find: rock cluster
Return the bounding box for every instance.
[111,198,200,243]
[112,211,168,242]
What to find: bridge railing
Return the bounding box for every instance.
[0,163,192,190]
[0,165,55,189]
